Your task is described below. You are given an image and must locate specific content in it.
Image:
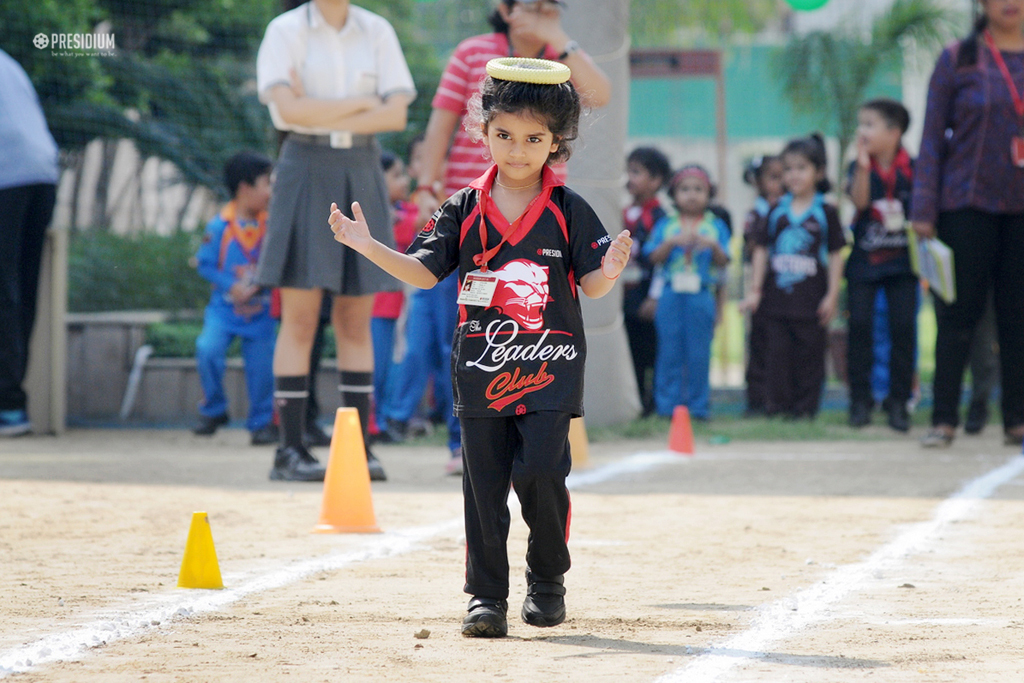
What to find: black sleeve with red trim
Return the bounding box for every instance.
[406,189,471,282]
[563,187,611,282]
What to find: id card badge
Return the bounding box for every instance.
[1012,136,1024,168]
[671,271,702,294]
[874,198,906,232]
[457,270,498,307]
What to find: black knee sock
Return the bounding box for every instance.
[275,375,308,450]
[339,371,373,448]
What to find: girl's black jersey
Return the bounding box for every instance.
[408,165,610,418]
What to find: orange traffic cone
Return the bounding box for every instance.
[568,417,590,469]
[177,512,224,589]
[312,407,382,534]
[668,405,694,455]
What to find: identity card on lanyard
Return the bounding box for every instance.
[457,271,499,306]
[985,31,1024,168]
[457,183,549,307]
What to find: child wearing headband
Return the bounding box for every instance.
[329,57,632,639]
[642,164,731,420]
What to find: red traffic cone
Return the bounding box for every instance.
[668,405,694,455]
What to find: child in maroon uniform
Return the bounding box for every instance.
[330,57,631,638]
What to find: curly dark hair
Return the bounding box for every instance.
[468,74,581,164]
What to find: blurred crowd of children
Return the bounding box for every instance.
[622,97,995,433]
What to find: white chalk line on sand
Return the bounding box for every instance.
[654,453,1024,683]
[0,450,681,678]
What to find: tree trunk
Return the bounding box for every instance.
[563,0,640,425]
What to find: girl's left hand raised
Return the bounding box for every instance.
[602,230,633,279]
[329,202,374,255]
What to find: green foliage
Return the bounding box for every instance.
[774,0,954,175]
[68,230,210,312]
[145,320,206,357]
[0,0,108,109]
[143,319,339,359]
[630,0,778,46]
[7,0,439,221]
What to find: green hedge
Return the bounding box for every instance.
[143,321,338,359]
[69,229,210,313]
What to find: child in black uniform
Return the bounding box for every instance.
[744,135,846,419]
[329,57,632,638]
[845,99,917,432]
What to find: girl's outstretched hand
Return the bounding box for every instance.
[602,230,633,279]
[329,201,373,255]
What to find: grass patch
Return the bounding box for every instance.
[587,407,936,444]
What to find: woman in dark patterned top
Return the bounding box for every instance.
[911,0,1024,447]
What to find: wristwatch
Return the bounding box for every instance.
[557,40,580,60]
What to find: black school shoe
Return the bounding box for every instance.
[462,597,508,638]
[250,423,279,446]
[193,413,229,436]
[964,400,988,435]
[521,570,566,627]
[366,450,387,481]
[883,398,910,433]
[269,445,327,482]
[848,402,871,428]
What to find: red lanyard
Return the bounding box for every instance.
[473,185,550,272]
[984,30,1024,121]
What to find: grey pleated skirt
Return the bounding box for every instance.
[255,138,398,295]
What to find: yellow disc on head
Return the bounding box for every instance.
[485,57,571,84]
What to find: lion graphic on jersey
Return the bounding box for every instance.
[489,259,551,331]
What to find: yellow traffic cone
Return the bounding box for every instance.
[312,407,382,533]
[569,416,590,469]
[177,512,224,589]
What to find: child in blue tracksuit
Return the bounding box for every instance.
[193,151,276,444]
[643,165,731,420]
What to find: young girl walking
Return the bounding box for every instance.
[329,57,631,638]
[642,165,731,420]
[745,135,846,419]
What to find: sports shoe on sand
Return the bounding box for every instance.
[521,570,566,627]
[462,597,508,638]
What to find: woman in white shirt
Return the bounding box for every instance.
[255,0,416,482]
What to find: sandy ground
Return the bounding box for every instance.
[1,427,1023,682]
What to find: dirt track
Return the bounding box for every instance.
[1,428,1023,682]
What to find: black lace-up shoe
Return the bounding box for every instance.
[250,423,279,446]
[884,398,910,433]
[269,445,326,482]
[193,413,229,436]
[521,570,566,627]
[462,597,508,638]
[848,402,871,428]
[366,450,387,481]
[964,400,988,435]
